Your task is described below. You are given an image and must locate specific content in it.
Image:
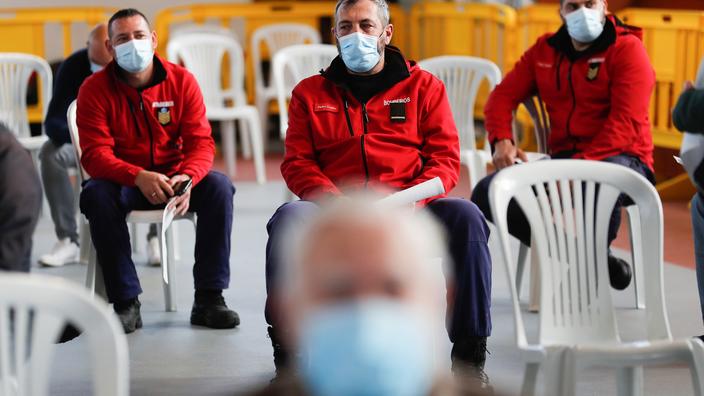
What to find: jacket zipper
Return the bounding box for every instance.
[566,62,576,146]
[127,99,143,138]
[360,102,370,185]
[555,54,563,91]
[138,94,156,168]
[341,96,370,184]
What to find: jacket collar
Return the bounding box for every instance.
[321,45,411,92]
[109,54,168,93]
[548,15,623,61]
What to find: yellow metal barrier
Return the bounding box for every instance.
[409,3,517,73]
[516,4,562,55]
[154,2,408,104]
[408,2,517,127]
[617,8,704,150]
[0,7,114,123]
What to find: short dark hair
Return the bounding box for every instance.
[335,0,390,26]
[108,8,150,38]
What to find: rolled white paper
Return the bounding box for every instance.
[377,177,445,207]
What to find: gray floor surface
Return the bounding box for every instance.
[28,181,704,396]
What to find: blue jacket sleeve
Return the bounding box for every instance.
[44,49,92,145]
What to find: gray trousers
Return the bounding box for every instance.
[39,140,79,243]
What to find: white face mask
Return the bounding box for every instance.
[564,6,605,44]
[114,38,153,73]
[337,31,384,73]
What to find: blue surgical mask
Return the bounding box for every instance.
[114,39,153,73]
[337,31,383,73]
[89,61,103,74]
[297,298,434,396]
[564,6,605,44]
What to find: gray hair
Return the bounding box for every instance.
[335,0,390,26]
[280,194,450,302]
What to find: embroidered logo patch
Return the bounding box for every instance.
[383,97,411,106]
[315,104,338,112]
[157,107,171,125]
[586,62,600,81]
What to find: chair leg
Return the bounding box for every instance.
[521,363,540,396]
[689,339,704,396]
[244,111,267,184]
[79,220,91,265]
[616,366,644,396]
[131,223,139,254]
[239,119,252,159]
[221,120,237,178]
[626,205,645,309]
[162,225,177,312]
[528,238,540,313]
[516,243,529,297]
[172,222,181,262]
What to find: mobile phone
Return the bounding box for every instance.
[173,179,192,196]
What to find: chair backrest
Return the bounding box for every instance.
[166,32,247,109]
[170,23,235,39]
[0,53,52,139]
[520,95,550,154]
[418,56,501,153]
[66,100,89,182]
[0,273,128,396]
[250,23,321,95]
[272,44,338,138]
[489,160,671,349]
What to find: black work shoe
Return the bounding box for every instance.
[267,326,292,381]
[114,298,142,334]
[608,254,632,290]
[451,337,492,391]
[190,295,240,329]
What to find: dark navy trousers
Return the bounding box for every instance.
[80,171,235,303]
[264,197,493,341]
[471,154,655,246]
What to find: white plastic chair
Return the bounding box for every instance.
[489,159,704,396]
[167,32,266,184]
[0,53,52,152]
[272,44,338,139]
[251,23,321,135]
[68,100,196,312]
[514,96,646,311]
[418,56,502,189]
[0,272,128,396]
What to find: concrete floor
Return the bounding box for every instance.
[29,180,704,396]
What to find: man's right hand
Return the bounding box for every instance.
[135,170,174,205]
[492,139,528,170]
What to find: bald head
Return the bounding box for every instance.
[87,23,112,67]
[281,197,449,334]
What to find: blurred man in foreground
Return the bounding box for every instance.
[254,197,493,396]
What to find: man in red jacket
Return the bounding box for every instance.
[77,9,238,333]
[265,0,492,387]
[472,0,655,290]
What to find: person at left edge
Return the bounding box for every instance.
[77,8,238,334]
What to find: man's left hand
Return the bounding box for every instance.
[168,174,192,216]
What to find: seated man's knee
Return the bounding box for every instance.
[267,201,318,235]
[201,171,235,204]
[80,179,119,215]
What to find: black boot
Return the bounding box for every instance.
[451,336,492,392]
[608,254,632,290]
[267,326,291,381]
[114,298,142,334]
[191,290,240,329]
